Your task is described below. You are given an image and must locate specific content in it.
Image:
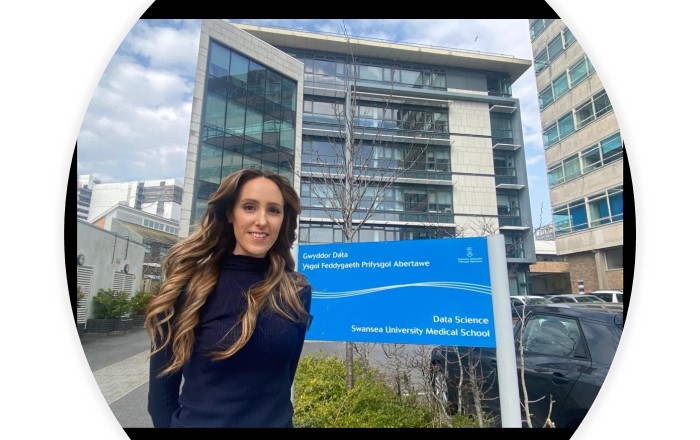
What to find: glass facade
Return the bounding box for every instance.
[286,49,448,92]
[192,40,298,224]
[189,22,537,295]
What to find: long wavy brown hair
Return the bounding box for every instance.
[146,168,309,376]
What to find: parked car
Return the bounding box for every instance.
[548,294,605,304]
[430,303,624,428]
[589,289,624,304]
[509,295,552,307]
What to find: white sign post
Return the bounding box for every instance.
[487,234,521,428]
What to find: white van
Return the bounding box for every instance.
[589,290,624,304]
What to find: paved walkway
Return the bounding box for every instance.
[79,326,350,427]
[93,349,150,405]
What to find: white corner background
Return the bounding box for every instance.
[0,1,695,438]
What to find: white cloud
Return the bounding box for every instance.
[78,18,554,223]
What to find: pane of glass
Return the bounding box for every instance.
[230,51,249,86]
[531,19,544,39]
[594,92,613,117]
[609,189,623,221]
[209,42,230,78]
[198,144,223,184]
[432,73,446,89]
[548,165,563,187]
[575,102,594,128]
[279,121,294,152]
[203,93,226,132]
[548,34,564,59]
[581,146,602,173]
[543,124,559,147]
[247,61,266,96]
[245,107,263,141]
[602,133,623,163]
[265,70,282,104]
[563,28,576,47]
[588,193,610,226]
[281,78,297,111]
[558,114,575,138]
[563,156,581,180]
[359,64,382,81]
[314,59,336,76]
[570,201,588,231]
[400,69,422,87]
[225,100,245,136]
[569,58,588,87]
[605,247,623,269]
[221,150,242,177]
[535,51,548,72]
[539,86,554,109]
[552,73,569,98]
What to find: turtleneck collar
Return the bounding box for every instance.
[220,252,270,272]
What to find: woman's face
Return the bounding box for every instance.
[229,177,284,258]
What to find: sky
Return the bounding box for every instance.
[76,18,554,226]
[5,1,700,439]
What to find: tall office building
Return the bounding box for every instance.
[529,19,624,292]
[87,179,183,222]
[77,174,101,220]
[181,20,537,294]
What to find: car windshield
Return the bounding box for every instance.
[527,297,551,305]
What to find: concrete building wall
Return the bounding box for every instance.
[88,182,140,221]
[531,18,624,288]
[535,43,585,90]
[141,201,181,221]
[545,113,620,165]
[450,100,497,220]
[540,74,603,128]
[554,222,623,255]
[549,160,623,206]
[77,221,146,319]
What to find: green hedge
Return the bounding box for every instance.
[293,353,477,428]
[130,290,153,315]
[92,289,132,319]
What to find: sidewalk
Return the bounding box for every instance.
[80,326,348,428]
[81,327,153,428]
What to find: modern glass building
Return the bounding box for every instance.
[530,19,624,292]
[180,19,537,294]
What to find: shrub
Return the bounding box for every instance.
[293,353,477,428]
[130,291,153,315]
[92,289,132,319]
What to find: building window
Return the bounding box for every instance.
[539,56,596,111]
[553,186,623,236]
[534,27,577,74]
[544,90,613,149]
[194,40,298,225]
[530,18,553,41]
[548,132,623,188]
[294,50,447,92]
[605,247,623,270]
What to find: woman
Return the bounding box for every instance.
[145,168,312,428]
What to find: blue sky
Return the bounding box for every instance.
[77,18,552,225]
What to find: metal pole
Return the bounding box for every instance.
[486,234,521,427]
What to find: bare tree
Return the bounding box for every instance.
[296,22,434,389]
[514,302,556,428]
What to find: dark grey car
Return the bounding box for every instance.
[430,303,624,428]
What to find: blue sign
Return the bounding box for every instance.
[298,237,495,347]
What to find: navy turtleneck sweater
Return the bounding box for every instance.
[147,253,312,428]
